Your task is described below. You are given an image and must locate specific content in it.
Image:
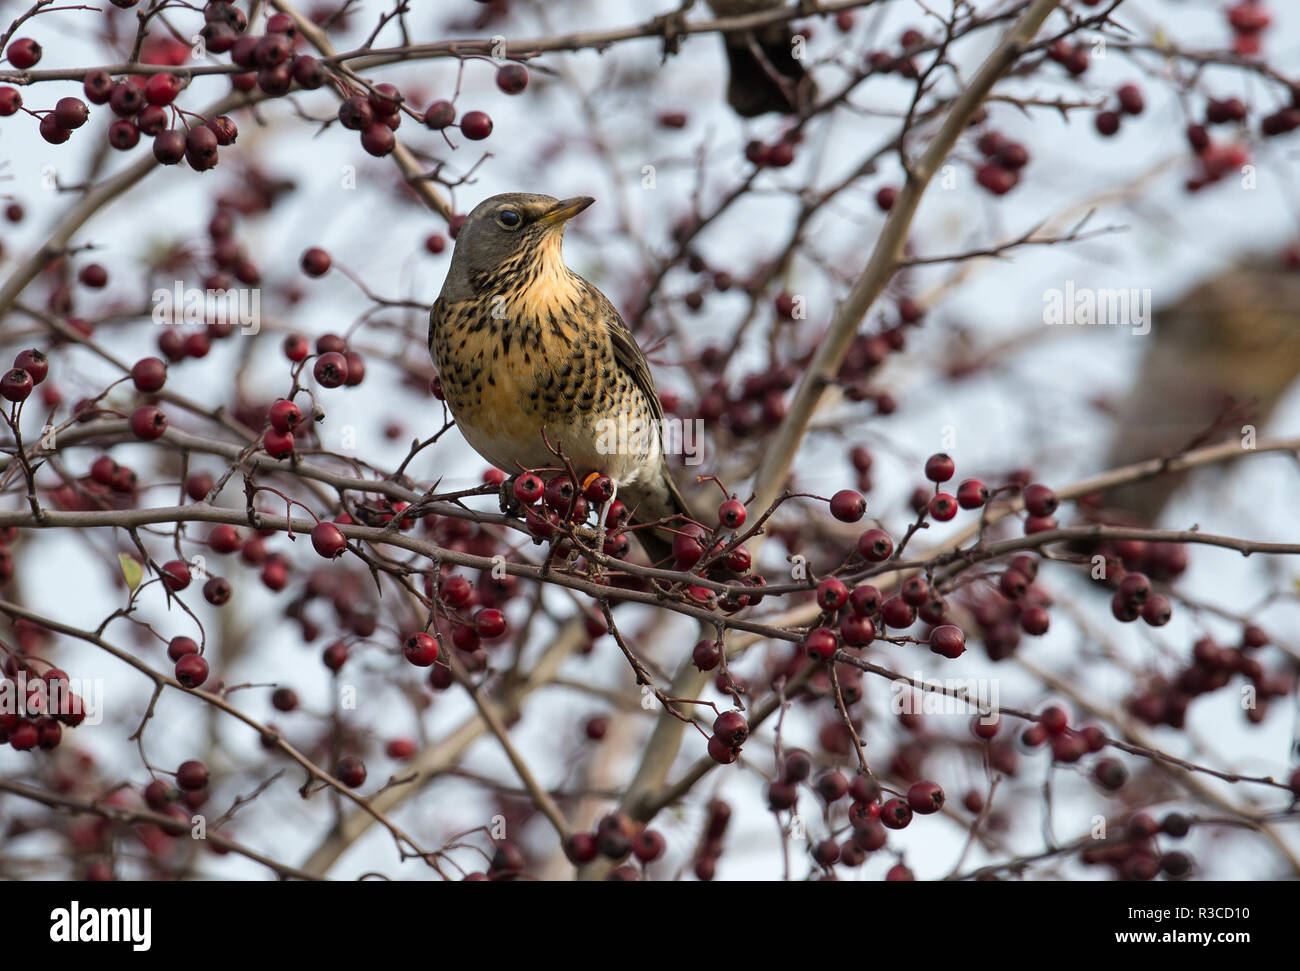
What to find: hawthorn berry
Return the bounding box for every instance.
[203,576,231,606]
[924,453,955,483]
[160,559,191,591]
[1,369,33,402]
[907,780,945,814]
[335,756,367,788]
[840,612,875,647]
[263,428,294,458]
[130,405,167,440]
[7,38,41,69]
[928,493,957,521]
[957,479,988,509]
[424,99,455,129]
[153,130,186,164]
[130,357,167,393]
[496,64,529,94]
[929,624,966,658]
[692,639,721,671]
[176,759,208,791]
[311,522,347,559]
[880,596,915,629]
[850,585,881,616]
[879,798,913,829]
[707,734,739,764]
[0,86,20,115]
[816,577,849,612]
[313,352,349,388]
[829,489,866,523]
[805,628,837,660]
[460,110,493,140]
[718,498,746,530]
[402,632,439,667]
[713,710,748,747]
[857,528,893,561]
[175,654,209,688]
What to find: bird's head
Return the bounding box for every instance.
[440,192,593,300]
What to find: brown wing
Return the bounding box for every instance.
[582,281,693,523]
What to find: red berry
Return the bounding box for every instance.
[403,632,439,667]
[840,612,875,647]
[879,798,912,829]
[300,247,331,277]
[880,597,915,629]
[144,73,182,106]
[7,38,41,70]
[1141,594,1172,626]
[267,399,301,434]
[263,428,294,458]
[632,829,665,864]
[928,492,957,521]
[1118,83,1144,115]
[176,759,208,791]
[284,333,310,362]
[361,121,396,157]
[160,559,191,591]
[875,186,898,211]
[203,576,231,606]
[956,479,988,509]
[130,405,167,440]
[1095,110,1121,136]
[929,624,966,658]
[692,639,721,671]
[338,96,373,130]
[805,628,838,660]
[907,780,945,814]
[153,130,186,164]
[314,352,349,388]
[1022,483,1058,517]
[53,97,89,130]
[167,636,198,661]
[707,734,739,764]
[1,369,33,402]
[712,710,748,746]
[817,577,849,612]
[496,64,528,94]
[857,528,893,561]
[0,86,20,115]
[924,452,954,483]
[474,608,507,639]
[175,654,209,688]
[829,489,866,523]
[424,99,455,129]
[130,357,167,393]
[460,110,493,140]
[335,756,367,788]
[311,522,347,559]
[850,585,881,616]
[39,114,70,145]
[209,525,242,554]
[718,498,746,530]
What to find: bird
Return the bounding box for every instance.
[1101,257,1300,524]
[705,0,817,118]
[428,192,692,567]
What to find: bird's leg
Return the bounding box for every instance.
[595,481,618,561]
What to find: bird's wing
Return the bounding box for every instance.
[583,282,693,522]
[585,283,666,426]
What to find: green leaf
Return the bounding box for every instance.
[119,553,143,592]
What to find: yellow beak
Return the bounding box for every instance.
[538,196,594,226]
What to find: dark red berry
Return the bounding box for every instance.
[130,405,167,440]
[460,110,493,140]
[175,654,209,688]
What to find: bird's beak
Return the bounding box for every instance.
[538,196,594,226]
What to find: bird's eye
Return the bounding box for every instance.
[498,209,521,228]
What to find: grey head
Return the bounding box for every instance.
[438,192,594,301]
